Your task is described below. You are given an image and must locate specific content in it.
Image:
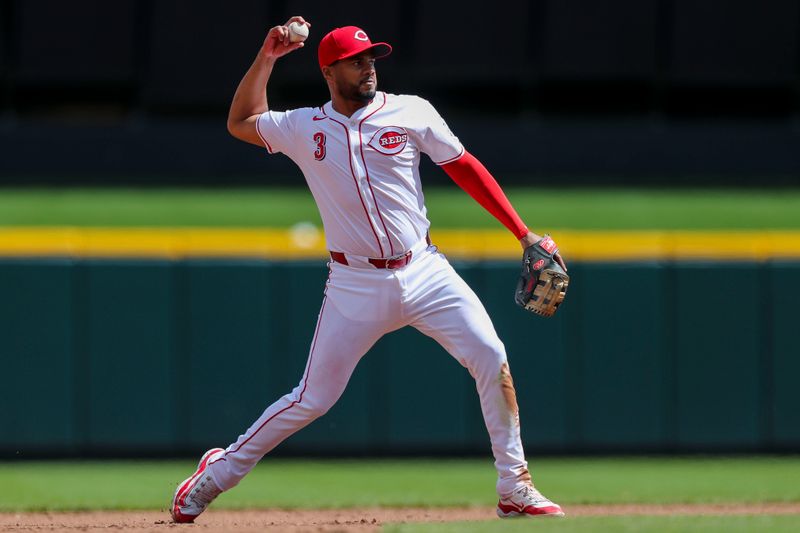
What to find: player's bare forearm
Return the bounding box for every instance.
[226,51,276,145]
[227,16,309,146]
[232,52,275,119]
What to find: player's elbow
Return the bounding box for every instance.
[227,118,244,140]
[227,116,264,147]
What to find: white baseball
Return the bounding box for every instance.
[288,22,309,43]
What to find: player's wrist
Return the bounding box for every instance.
[258,46,279,63]
[519,231,540,249]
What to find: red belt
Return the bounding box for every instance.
[330,250,413,269]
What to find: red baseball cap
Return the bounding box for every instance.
[318,26,392,69]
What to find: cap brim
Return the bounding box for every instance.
[338,42,393,63]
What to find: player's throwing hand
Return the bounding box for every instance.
[262,16,310,58]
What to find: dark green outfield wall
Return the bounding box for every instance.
[1,259,798,457]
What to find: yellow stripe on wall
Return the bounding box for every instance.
[1,227,800,260]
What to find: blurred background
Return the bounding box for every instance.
[0,0,799,184]
[1,0,799,462]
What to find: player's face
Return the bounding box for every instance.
[329,51,378,102]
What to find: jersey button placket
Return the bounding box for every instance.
[349,127,390,255]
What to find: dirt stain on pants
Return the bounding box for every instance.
[499,362,519,419]
[499,363,531,484]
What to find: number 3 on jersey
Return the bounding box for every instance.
[313,132,326,161]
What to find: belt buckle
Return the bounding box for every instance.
[386,250,412,269]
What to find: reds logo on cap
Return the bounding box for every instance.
[318,25,393,69]
[369,126,408,155]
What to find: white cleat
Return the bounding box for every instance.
[497,484,566,518]
[171,448,225,523]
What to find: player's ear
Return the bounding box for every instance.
[321,65,334,82]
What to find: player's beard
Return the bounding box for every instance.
[349,77,377,102]
[355,87,376,101]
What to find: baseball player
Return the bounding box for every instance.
[171,17,567,522]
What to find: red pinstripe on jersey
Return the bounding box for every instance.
[327,113,385,257]
[255,113,275,154]
[356,93,394,256]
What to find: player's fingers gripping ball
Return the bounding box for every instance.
[515,235,569,317]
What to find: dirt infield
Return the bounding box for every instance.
[2,504,800,532]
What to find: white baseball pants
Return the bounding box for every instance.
[208,243,531,496]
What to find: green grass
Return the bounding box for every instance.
[0,187,799,229]
[386,515,800,533]
[1,456,799,512]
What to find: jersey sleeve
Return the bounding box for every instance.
[407,97,465,165]
[255,110,298,155]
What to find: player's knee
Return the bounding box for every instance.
[460,338,507,377]
[463,333,506,360]
[484,338,507,365]
[481,339,509,372]
[299,396,334,419]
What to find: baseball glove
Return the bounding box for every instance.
[515,235,569,317]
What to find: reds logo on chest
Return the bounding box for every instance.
[368,126,409,156]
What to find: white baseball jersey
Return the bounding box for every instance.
[255,91,465,258]
[207,93,533,501]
